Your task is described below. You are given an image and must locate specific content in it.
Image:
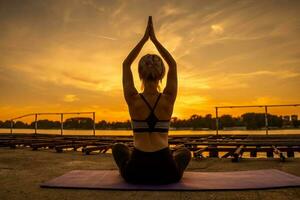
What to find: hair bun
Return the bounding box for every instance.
[138,54,165,81]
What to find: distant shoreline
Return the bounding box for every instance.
[1,127,300,131]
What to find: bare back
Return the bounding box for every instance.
[128,93,174,152]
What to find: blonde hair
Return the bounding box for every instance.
[138,54,165,90]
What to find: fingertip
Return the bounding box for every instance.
[149,16,153,23]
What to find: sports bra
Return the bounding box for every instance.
[131,93,170,133]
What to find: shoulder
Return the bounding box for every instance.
[161,92,176,104]
[125,93,141,107]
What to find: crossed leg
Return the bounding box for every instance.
[112,143,191,182]
[112,143,131,175]
[173,147,191,177]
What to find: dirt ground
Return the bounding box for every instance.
[0,147,300,200]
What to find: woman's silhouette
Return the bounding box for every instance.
[112,16,191,185]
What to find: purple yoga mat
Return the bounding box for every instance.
[40,169,300,191]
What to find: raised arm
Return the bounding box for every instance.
[148,17,177,102]
[122,23,149,105]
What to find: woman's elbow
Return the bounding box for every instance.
[123,61,129,67]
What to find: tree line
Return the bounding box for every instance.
[0,113,299,130]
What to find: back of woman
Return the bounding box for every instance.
[129,92,173,152]
[112,16,191,185]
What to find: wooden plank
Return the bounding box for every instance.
[1,135,299,160]
[208,145,219,158]
[287,146,295,158]
[82,145,109,155]
[55,144,86,153]
[272,145,285,161]
[221,151,233,158]
[193,147,208,159]
[266,150,274,158]
[232,145,244,162]
[31,141,73,150]
[250,146,259,158]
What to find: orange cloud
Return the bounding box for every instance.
[0,0,300,121]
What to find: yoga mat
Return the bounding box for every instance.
[41,169,300,191]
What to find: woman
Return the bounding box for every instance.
[112,16,191,185]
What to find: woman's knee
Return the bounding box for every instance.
[112,143,131,166]
[174,147,191,172]
[112,143,128,154]
[182,147,192,161]
[174,147,191,159]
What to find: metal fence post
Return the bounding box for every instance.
[34,114,38,135]
[10,120,13,135]
[93,112,96,136]
[215,107,219,136]
[264,106,269,135]
[60,113,64,136]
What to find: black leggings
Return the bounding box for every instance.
[112,143,191,185]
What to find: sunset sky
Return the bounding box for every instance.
[1,0,300,122]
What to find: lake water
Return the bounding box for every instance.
[0,128,300,136]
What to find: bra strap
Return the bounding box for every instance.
[152,93,162,112]
[139,93,162,112]
[139,93,152,110]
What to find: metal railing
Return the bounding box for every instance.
[7,104,300,136]
[215,104,300,135]
[10,112,96,136]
